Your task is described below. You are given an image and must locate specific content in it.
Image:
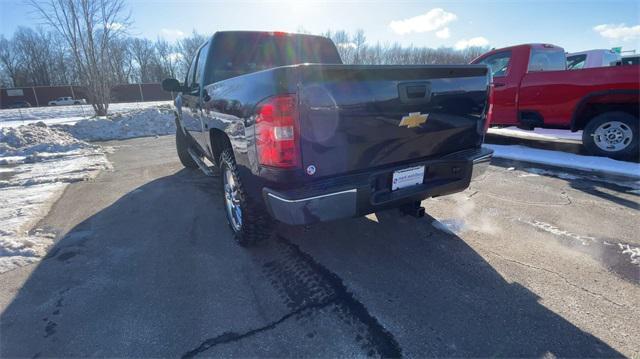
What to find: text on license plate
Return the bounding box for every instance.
[392,165,425,191]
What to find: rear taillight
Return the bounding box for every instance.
[255,94,301,168]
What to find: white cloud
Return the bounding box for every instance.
[389,8,457,35]
[593,23,640,41]
[160,28,186,41]
[454,37,489,50]
[435,27,450,39]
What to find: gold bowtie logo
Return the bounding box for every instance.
[399,112,428,128]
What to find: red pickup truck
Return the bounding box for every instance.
[472,44,639,159]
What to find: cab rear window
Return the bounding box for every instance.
[528,47,566,72]
[209,33,342,83]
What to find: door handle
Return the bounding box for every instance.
[398,82,431,104]
[493,82,506,88]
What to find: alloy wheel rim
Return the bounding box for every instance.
[223,168,242,232]
[593,121,633,152]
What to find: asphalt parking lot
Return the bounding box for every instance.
[1,135,638,357]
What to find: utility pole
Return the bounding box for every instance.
[32,87,39,107]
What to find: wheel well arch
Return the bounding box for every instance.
[571,89,639,131]
[209,128,232,166]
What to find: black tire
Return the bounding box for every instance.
[582,112,639,160]
[74,101,80,105]
[219,148,273,246]
[175,126,198,168]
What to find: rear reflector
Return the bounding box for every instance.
[255,94,301,168]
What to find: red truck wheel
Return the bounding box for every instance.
[583,112,639,160]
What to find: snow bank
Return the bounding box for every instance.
[488,127,583,141]
[486,144,640,179]
[56,107,175,141]
[0,123,109,273]
[0,121,99,163]
[0,101,171,127]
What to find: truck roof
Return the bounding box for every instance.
[568,49,618,56]
[211,30,330,41]
[472,43,563,63]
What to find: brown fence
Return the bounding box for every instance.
[0,83,172,109]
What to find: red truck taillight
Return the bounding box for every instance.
[255,94,301,168]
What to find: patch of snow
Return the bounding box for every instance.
[0,101,171,128]
[518,173,540,178]
[618,243,640,265]
[0,123,110,273]
[57,107,175,141]
[488,127,583,141]
[524,167,580,180]
[486,144,640,179]
[524,220,596,246]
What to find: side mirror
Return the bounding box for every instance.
[162,78,182,92]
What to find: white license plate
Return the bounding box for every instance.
[392,165,425,191]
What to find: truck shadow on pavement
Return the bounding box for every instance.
[0,168,624,357]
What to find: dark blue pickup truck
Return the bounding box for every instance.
[162,31,492,246]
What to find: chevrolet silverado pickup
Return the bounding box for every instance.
[162,31,492,245]
[473,44,639,159]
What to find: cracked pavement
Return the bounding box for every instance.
[1,136,638,357]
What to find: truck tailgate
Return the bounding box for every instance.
[297,64,490,178]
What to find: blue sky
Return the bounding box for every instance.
[1,0,639,53]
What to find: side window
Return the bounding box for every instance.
[185,51,199,89]
[477,51,512,77]
[194,42,210,88]
[603,52,620,67]
[567,54,586,70]
[528,48,566,72]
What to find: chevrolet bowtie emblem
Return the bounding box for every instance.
[399,112,428,128]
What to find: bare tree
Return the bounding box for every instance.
[0,36,22,87]
[155,38,180,80]
[28,0,130,115]
[175,31,207,78]
[13,27,54,86]
[108,37,134,84]
[49,32,77,85]
[131,38,155,82]
[353,29,366,64]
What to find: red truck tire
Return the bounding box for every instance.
[582,112,639,160]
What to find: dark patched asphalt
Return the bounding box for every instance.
[1,136,638,358]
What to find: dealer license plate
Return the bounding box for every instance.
[392,165,425,191]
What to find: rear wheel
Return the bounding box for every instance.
[219,148,273,246]
[175,126,198,168]
[583,112,638,160]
